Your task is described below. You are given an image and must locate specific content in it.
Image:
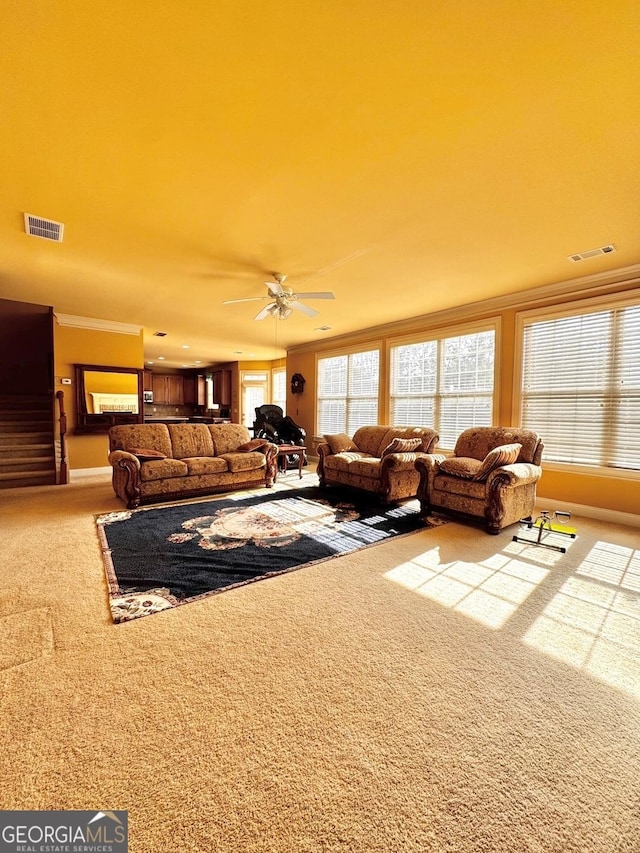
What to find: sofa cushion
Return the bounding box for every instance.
[109,423,173,458]
[140,458,189,482]
[129,447,167,462]
[184,456,229,476]
[352,427,393,456]
[439,457,483,479]
[219,451,267,473]
[323,452,368,473]
[473,443,522,481]
[209,423,252,455]
[168,423,214,459]
[381,437,423,457]
[324,433,358,453]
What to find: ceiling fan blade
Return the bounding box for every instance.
[291,300,318,318]
[222,296,267,304]
[291,291,335,300]
[266,280,285,296]
[254,303,274,320]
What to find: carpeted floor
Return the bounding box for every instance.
[1,471,639,852]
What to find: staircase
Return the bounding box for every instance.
[0,395,57,489]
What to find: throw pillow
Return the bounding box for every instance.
[129,447,167,462]
[473,442,522,481]
[439,457,483,479]
[324,433,358,454]
[237,438,270,452]
[381,437,423,457]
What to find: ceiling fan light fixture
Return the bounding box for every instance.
[279,305,293,319]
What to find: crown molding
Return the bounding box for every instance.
[288,263,640,355]
[54,313,142,335]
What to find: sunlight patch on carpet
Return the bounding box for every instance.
[524,540,640,699]
[385,545,551,630]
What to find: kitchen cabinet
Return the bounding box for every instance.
[212,369,231,407]
[183,373,206,407]
[143,370,153,392]
[151,373,184,405]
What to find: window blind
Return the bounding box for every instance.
[390,330,495,448]
[521,303,640,470]
[317,350,379,435]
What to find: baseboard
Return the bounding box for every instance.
[535,496,640,529]
[70,466,111,480]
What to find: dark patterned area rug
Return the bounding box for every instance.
[96,486,445,623]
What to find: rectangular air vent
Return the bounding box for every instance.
[24,213,64,242]
[568,244,615,262]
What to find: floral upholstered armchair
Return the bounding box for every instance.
[414,427,543,534]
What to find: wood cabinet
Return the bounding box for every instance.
[212,369,231,407]
[143,370,153,392]
[151,373,184,405]
[182,373,206,406]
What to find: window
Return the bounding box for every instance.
[519,297,640,471]
[317,348,379,434]
[390,327,496,448]
[240,372,268,428]
[271,367,286,413]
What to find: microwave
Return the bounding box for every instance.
[143,390,154,403]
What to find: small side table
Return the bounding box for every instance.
[276,444,307,479]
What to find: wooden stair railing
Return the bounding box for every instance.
[56,389,69,485]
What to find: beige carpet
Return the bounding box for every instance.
[1,472,639,853]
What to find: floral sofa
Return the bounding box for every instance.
[414,426,543,534]
[108,422,278,508]
[316,425,439,503]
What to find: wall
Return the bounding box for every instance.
[54,320,144,471]
[286,267,640,517]
[0,298,53,394]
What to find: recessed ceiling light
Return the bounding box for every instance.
[195,360,201,364]
[157,356,165,360]
[315,325,332,331]
[234,351,243,354]
[146,360,154,365]
[182,345,190,349]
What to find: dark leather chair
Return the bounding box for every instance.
[253,405,307,469]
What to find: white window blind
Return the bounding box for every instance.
[390,330,495,448]
[521,303,640,470]
[271,368,286,413]
[317,349,379,435]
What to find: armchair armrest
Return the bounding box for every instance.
[108,449,142,509]
[108,449,141,470]
[486,462,542,488]
[383,450,439,472]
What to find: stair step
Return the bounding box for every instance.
[0,421,53,438]
[0,473,57,489]
[0,456,55,468]
[0,469,56,482]
[0,430,52,440]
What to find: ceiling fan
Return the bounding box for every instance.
[222,273,335,320]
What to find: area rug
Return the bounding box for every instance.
[96,487,444,623]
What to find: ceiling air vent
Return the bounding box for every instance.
[568,244,615,262]
[153,331,167,337]
[24,213,64,242]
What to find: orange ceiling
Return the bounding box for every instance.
[1,1,639,367]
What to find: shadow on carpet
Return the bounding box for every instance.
[96,486,445,623]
